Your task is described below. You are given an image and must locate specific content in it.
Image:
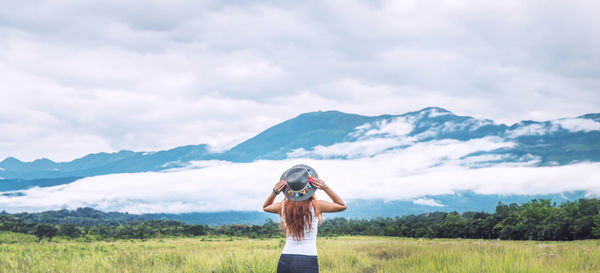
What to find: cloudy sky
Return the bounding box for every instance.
[1,0,599,162]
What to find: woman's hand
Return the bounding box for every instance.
[311,178,346,213]
[264,180,286,214]
[273,180,286,194]
[311,178,329,190]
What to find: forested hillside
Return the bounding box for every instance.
[1,198,598,242]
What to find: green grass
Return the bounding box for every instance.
[1,232,599,272]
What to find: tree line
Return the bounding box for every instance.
[1,198,599,242]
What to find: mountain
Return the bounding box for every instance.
[0,145,211,180]
[1,107,598,188]
[220,111,383,161]
[0,177,82,192]
[1,107,599,224]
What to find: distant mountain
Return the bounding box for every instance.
[0,144,210,179]
[1,107,598,188]
[0,177,81,192]
[220,111,384,161]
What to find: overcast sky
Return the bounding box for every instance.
[1,0,599,162]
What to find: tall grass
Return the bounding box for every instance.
[1,232,598,272]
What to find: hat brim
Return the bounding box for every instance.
[284,185,317,201]
[280,164,318,201]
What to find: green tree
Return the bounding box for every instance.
[32,224,58,242]
[592,214,600,237]
[59,224,82,238]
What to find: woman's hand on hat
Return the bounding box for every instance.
[273,180,286,194]
[311,178,328,190]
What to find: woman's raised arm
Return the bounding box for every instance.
[311,178,346,213]
[262,180,286,214]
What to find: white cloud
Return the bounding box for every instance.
[289,136,514,168]
[1,146,597,213]
[506,117,600,138]
[288,138,408,159]
[412,198,445,207]
[0,0,596,214]
[0,0,599,162]
[506,122,559,138]
[287,134,516,162]
[363,117,414,137]
[289,113,514,161]
[348,117,415,139]
[553,118,600,132]
[459,153,540,168]
[426,108,452,118]
[439,119,494,133]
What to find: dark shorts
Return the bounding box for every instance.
[276,254,319,273]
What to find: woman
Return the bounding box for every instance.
[263,164,346,273]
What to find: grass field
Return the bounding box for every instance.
[1,232,599,273]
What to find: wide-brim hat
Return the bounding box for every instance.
[280,164,318,201]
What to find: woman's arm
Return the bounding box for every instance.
[311,178,347,213]
[263,180,286,214]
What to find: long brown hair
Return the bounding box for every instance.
[279,195,318,241]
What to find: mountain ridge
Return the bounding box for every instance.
[1,107,599,223]
[2,107,598,164]
[1,107,598,182]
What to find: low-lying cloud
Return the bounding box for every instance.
[412,198,446,207]
[0,153,597,213]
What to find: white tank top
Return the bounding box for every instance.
[281,207,319,256]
